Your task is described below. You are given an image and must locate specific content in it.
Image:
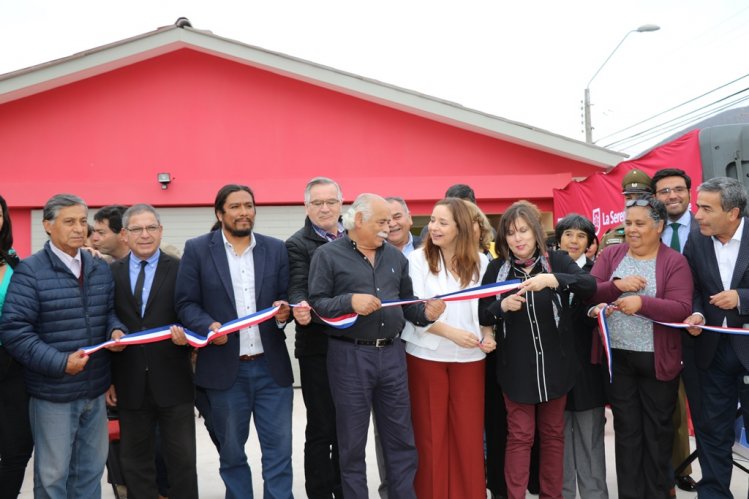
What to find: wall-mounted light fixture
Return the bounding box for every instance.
[157,172,172,190]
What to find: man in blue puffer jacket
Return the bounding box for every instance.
[0,193,126,499]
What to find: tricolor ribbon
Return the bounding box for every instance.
[81,279,522,354]
[308,279,523,329]
[82,305,281,355]
[596,306,614,382]
[597,305,749,381]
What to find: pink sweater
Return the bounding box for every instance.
[590,242,693,381]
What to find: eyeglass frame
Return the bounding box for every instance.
[125,225,162,236]
[655,186,688,196]
[307,199,341,208]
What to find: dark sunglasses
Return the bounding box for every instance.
[625,199,651,208]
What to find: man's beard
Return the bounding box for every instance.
[228,227,252,237]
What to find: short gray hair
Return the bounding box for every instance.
[698,177,748,215]
[385,196,409,214]
[43,194,87,222]
[304,177,343,205]
[122,203,161,229]
[342,193,383,230]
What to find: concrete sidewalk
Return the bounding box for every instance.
[19,389,749,498]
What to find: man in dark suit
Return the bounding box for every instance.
[683,177,749,498]
[175,184,293,499]
[652,168,701,492]
[107,203,197,499]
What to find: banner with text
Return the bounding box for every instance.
[553,130,703,236]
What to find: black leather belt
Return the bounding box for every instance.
[331,336,394,347]
[239,353,264,361]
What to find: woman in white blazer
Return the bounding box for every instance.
[403,197,495,499]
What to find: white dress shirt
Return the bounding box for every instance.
[49,242,82,278]
[402,248,488,362]
[713,217,744,324]
[222,231,263,356]
[660,209,692,253]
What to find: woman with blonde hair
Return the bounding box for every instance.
[403,197,495,498]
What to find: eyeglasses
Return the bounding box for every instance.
[625,199,652,208]
[126,225,161,235]
[655,186,688,196]
[308,199,340,208]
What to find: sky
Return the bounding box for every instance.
[2,1,748,155]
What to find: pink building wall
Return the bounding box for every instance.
[0,48,602,254]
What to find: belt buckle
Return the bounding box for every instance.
[375,338,387,348]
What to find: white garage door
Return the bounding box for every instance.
[30,204,312,386]
[31,205,309,255]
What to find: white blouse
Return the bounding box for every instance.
[402,247,489,363]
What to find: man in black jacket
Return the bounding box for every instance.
[286,177,345,499]
[107,204,197,499]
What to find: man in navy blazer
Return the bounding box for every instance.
[175,184,293,499]
[683,177,749,498]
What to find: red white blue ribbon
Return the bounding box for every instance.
[309,279,523,329]
[596,306,614,382]
[82,279,522,354]
[82,305,281,355]
[597,305,749,381]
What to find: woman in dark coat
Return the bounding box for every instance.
[479,201,595,499]
[555,214,608,499]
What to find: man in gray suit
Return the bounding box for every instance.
[683,177,749,498]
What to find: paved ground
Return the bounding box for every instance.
[19,389,749,498]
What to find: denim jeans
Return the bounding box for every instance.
[206,356,293,499]
[29,394,108,499]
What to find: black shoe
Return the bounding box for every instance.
[675,474,698,492]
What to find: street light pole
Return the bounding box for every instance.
[584,24,660,144]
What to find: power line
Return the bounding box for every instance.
[595,71,749,142]
[602,85,749,149]
[615,94,749,151]
[603,93,749,151]
[603,91,749,151]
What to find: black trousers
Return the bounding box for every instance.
[680,335,704,466]
[299,354,342,499]
[609,349,678,499]
[0,347,33,499]
[695,336,749,499]
[118,375,198,499]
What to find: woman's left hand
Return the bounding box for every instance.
[479,334,496,353]
[517,273,559,294]
[613,295,642,315]
[448,329,480,349]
